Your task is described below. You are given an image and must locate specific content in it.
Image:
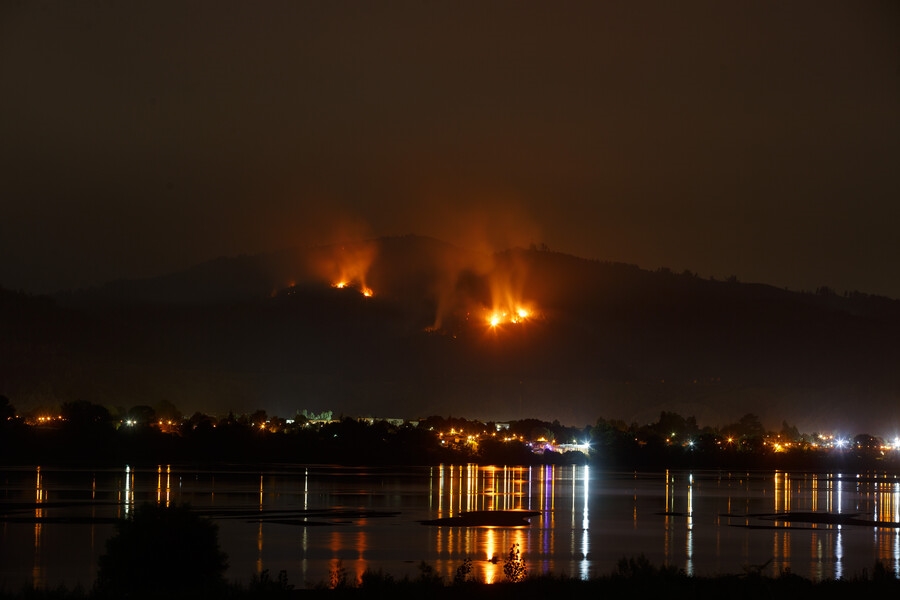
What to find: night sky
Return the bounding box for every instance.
[2,1,898,298]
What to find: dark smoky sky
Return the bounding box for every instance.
[1,1,898,296]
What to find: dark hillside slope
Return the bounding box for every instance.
[3,238,899,434]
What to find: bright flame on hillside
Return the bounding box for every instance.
[311,239,377,299]
[480,252,537,330]
[486,304,534,328]
[332,280,374,298]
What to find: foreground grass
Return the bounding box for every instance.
[3,557,900,600]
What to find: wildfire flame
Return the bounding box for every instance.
[332,280,374,297]
[486,305,533,328]
[311,239,377,299]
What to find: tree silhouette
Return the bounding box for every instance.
[503,543,527,582]
[96,503,227,597]
[60,400,112,429]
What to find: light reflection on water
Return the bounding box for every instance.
[2,465,900,589]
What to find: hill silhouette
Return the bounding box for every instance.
[2,235,900,436]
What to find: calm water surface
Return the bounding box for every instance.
[2,464,900,589]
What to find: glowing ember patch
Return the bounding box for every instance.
[333,281,347,289]
[489,314,501,327]
[516,308,529,319]
[362,288,374,297]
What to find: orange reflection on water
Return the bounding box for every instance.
[810,530,824,581]
[326,526,369,586]
[774,529,792,574]
[811,474,820,512]
[774,471,791,514]
[328,530,344,584]
[476,527,530,584]
[875,480,900,524]
[256,521,264,575]
[426,464,549,583]
[483,466,497,511]
[875,481,900,573]
[435,464,534,517]
[33,466,44,588]
[353,526,369,583]
[832,475,843,513]
[156,465,171,507]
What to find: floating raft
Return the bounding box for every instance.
[421,510,540,527]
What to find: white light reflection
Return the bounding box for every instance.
[836,474,843,514]
[812,531,823,582]
[123,465,134,517]
[581,465,590,579]
[686,472,694,577]
[467,464,477,513]
[893,518,900,578]
[663,470,671,565]
[895,481,900,544]
[568,467,576,576]
[893,480,899,523]
[570,467,576,529]
[541,465,554,570]
[301,468,309,584]
[834,528,843,580]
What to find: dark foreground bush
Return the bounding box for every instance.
[94,503,228,598]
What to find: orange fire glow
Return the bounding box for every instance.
[332,281,374,297]
[311,240,378,299]
[479,250,537,330]
[486,304,533,328]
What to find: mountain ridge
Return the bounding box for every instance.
[3,235,899,436]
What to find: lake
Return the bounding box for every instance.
[1,464,899,589]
